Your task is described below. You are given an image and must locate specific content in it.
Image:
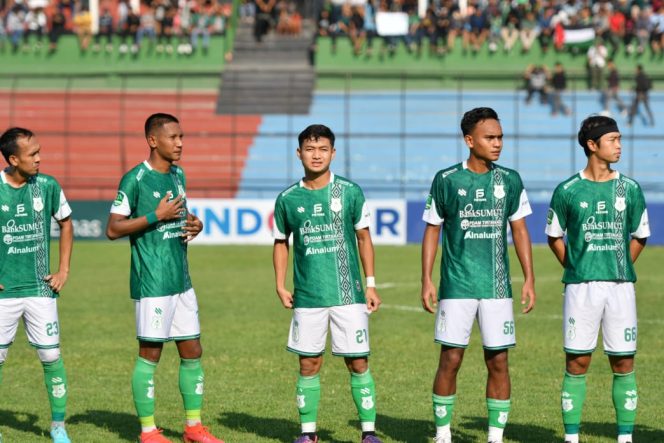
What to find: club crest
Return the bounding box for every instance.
[330,197,342,213]
[493,185,505,199]
[614,197,626,212]
[33,197,44,212]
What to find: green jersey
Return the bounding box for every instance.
[110,161,192,300]
[423,161,532,300]
[273,173,370,308]
[545,171,650,283]
[0,171,72,299]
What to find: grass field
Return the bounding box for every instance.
[0,243,662,442]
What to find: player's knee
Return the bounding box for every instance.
[0,347,8,364]
[37,347,61,363]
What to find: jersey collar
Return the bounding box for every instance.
[579,169,620,180]
[143,160,152,170]
[0,170,6,185]
[299,172,335,188]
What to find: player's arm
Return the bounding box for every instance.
[356,227,381,312]
[421,223,441,313]
[273,239,293,309]
[44,216,73,293]
[630,237,647,263]
[547,235,566,267]
[106,193,183,240]
[510,217,536,313]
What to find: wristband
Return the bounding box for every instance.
[366,276,376,288]
[145,211,158,225]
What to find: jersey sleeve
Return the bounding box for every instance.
[50,179,72,221]
[352,185,370,230]
[545,185,566,237]
[507,174,532,221]
[629,184,650,239]
[272,195,289,240]
[422,172,444,225]
[110,173,137,217]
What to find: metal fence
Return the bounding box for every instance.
[1,71,662,201]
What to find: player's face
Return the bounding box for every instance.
[464,118,503,162]
[10,135,41,177]
[150,122,184,163]
[297,137,335,175]
[593,131,621,163]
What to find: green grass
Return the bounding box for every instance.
[0,243,662,442]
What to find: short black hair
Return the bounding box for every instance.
[298,124,335,148]
[460,107,499,136]
[144,113,179,139]
[577,115,619,157]
[0,127,34,163]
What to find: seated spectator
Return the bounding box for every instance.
[519,10,538,54]
[276,0,301,36]
[465,3,489,54]
[634,6,650,56]
[239,0,255,25]
[501,6,520,54]
[157,3,175,54]
[24,7,47,52]
[48,8,66,55]
[190,5,213,54]
[138,5,157,51]
[93,6,114,53]
[6,4,25,54]
[347,5,364,56]
[119,7,140,55]
[254,0,277,43]
[537,6,555,54]
[73,4,93,54]
[649,5,664,59]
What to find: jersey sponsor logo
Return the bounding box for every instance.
[463,231,500,240]
[330,197,342,213]
[587,244,620,252]
[157,220,186,233]
[584,232,622,242]
[582,217,623,232]
[458,188,467,197]
[425,194,432,209]
[33,197,44,212]
[299,220,336,235]
[441,168,458,178]
[153,191,161,199]
[2,219,41,234]
[312,203,324,217]
[15,203,27,217]
[305,245,339,256]
[474,189,486,202]
[615,197,626,212]
[7,244,39,254]
[113,191,124,207]
[580,201,589,209]
[459,204,503,219]
[162,231,182,240]
[596,201,608,214]
[1,205,8,212]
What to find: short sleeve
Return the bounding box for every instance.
[508,175,532,221]
[110,174,137,217]
[352,186,370,230]
[545,186,566,237]
[50,179,72,221]
[629,185,650,239]
[422,173,444,225]
[272,195,289,240]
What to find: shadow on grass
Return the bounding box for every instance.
[582,421,664,442]
[367,414,476,443]
[462,416,558,442]
[218,411,352,443]
[0,409,44,437]
[67,409,180,442]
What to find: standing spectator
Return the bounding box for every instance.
[48,8,66,55]
[254,0,277,43]
[73,5,93,54]
[24,7,46,51]
[551,62,571,116]
[94,6,114,53]
[602,59,628,117]
[138,5,158,52]
[627,64,654,127]
[587,38,608,90]
[524,64,549,105]
[6,4,25,54]
[363,0,378,57]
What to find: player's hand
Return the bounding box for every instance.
[276,287,294,309]
[155,192,184,221]
[521,279,536,314]
[421,280,437,313]
[365,287,381,312]
[44,270,69,293]
[182,212,203,243]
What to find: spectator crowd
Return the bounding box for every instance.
[0,0,231,56]
[312,0,664,60]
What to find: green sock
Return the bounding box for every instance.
[296,374,320,428]
[42,357,68,422]
[487,398,511,428]
[613,371,637,435]
[179,358,204,418]
[432,394,456,427]
[132,357,157,420]
[562,372,586,435]
[350,370,376,425]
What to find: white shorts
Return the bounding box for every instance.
[563,282,637,356]
[287,303,370,357]
[0,297,61,350]
[434,298,515,350]
[135,288,201,342]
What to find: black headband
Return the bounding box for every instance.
[586,124,620,142]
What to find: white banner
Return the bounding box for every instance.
[187,199,406,245]
[376,11,409,36]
